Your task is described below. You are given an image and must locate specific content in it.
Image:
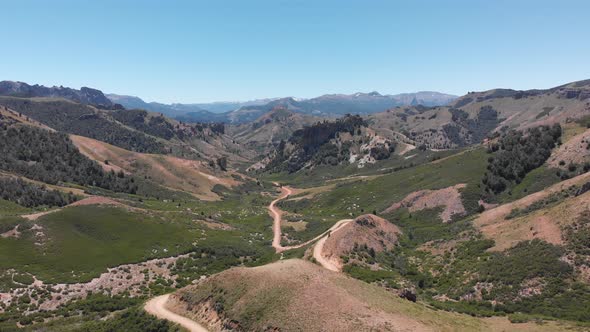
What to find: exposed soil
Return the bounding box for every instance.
[0,225,20,239]
[172,259,446,332]
[548,127,590,168]
[145,294,209,332]
[315,214,401,272]
[71,134,240,200]
[382,184,467,222]
[475,171,590,251]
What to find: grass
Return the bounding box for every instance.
[275,148,488,242]
[498,165,561,202]
[0,178,280,286]
[0,199,33,216]
[262,148,459,188]
[0,205,201,283]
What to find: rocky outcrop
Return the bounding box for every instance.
[0,81,115,108]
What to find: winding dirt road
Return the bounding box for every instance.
[312,219,352,272]
[268,185,352,254]
[146,183,352,330]
[145,294,209,332]
[269,186,294,252]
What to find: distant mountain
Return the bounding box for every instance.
[226,91,457,123]
[0,80,115,108]
[110,91,457,124]
[107,94,209,118]
[107,93,277,119]
[227,106,321,154]
[390,91,458,107]
[368,78,590,150]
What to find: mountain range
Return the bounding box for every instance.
[0,81,115,109]
[108,90,457,123]
[2,78,590,330]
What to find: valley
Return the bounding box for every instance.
[1,78,590,331]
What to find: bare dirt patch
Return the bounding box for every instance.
[548,127,590,168]
[197,219,234,231]
[71,135,240,200]
[382,184,467,222]
[475,172,590,251]
[317,214,401,272]
[0,225,20,239]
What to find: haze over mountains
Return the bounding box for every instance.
[107,88,458,123]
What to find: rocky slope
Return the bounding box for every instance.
[0,80,115,108]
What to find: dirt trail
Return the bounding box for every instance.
[145,294,209,332]
[269,186,293,252]
[21,196,131,221]
[312,219,352,271]
[146,183,353,328]
[268,185,353,253]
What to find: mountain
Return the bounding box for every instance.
[227,106,321,155]
[107,93,277,119]
[0,80,115,108]
[109,91,457,124]
[228,91,457,123]
[366,79,590,150]
[391,91,458,106]
[3,78,590,331]
[168,259,519,332]
[264,114,398,173]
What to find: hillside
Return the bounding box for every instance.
[2,79,590,331]
[317,214,402,272]
[264,113,590,324]
[71,135,240,200]
[227,107,321,154]
[168,259,570,331]
[0,81,115,108]
[366,80,590,150]
[0,96,251,168]
[228,91,457,124]
[264,115,398,173]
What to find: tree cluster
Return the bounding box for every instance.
[482,124,561,194]
[0,97,166,154]
[0,177,78,207]
[267,115,367,172]
[0,123,137,193]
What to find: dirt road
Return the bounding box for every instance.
[268,185,353,254]
[311,219,352,271]
[146,183,352,328]
[145,294,209,332]
[269,186,294,252]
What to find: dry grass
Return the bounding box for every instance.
[475,172,590,251]
[170,259,580,331]
[320,214,401,270]
[548,127,590,168]
[71,135,240,200]
[382,184,467,222]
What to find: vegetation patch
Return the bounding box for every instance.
[483,124,562,195]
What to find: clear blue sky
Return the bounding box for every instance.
[2,0,589,103]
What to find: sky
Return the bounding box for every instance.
[2,0,589,103]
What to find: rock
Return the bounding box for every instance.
[398,288,417,302]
